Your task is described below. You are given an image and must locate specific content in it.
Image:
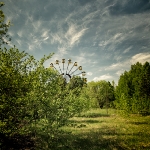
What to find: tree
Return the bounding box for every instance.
[87,80,115,109]
[0,47,32,135]
[115,62,150,114]
[0,2,11,46]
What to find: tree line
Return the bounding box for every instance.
[115,62,150,115]
[87,61,150,115]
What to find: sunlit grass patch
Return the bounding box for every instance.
[59,108,150,150]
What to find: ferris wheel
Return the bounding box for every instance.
[50,59,87,83]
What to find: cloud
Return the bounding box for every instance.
[65,23,88,47]
[123,46,132,54]
[93,74,113,81]
[70,28,87,46]
[116,69,124,76]
[99,32,125,48]
[73,55,86,65]
[51,33,63,45]
[65,24,87,47]
[3,0,150,85]
[108,0,150,15]
[58,47,68,55]
[87,72,93,76]
[49,23,88,55]
[105,62,125,71]
[105,52,150,72]
[95,5,150,58]
[8,31,14,37]
[131,53,150,64]
[17,30,23,37]
[16,39,22,46]
[41,30,50,40]
[43,37,49,41]
[72,51,97,66]
[88,53,95,56]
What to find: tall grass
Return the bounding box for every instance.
[12,108,149,149]
[57,108,150,150]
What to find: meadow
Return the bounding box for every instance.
[49,108,150,150]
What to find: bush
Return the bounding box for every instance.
[0,47,89,148]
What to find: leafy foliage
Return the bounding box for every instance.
[0,47,89,148]
[115,62,150,114]
[87,80,115,109]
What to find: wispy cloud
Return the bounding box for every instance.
[51,33,63,45]
[58,47,68,55]
[49,23,88,54]
[70,28,87,46]
[99,32,126,49]
[93,74,113,81]
[17,30,23,37]
[123,46,132,54]
[105,62,125,71]
[3,0,150,84]
[65,23,88,47]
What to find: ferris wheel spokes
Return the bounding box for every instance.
[50,59,86,81]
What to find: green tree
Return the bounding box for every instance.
[87,80,115,109]
[115,71,132,112]
[115,62,150,114]
[0,47,33,135]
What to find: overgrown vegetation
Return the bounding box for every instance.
[115,62,150,114]
[87,80,115,109]
[0,2,150,149]
[0,47,89,149]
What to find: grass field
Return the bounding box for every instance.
[1,109,150,149]
[52,109,150,150]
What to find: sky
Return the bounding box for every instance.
[2,0,150,84]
